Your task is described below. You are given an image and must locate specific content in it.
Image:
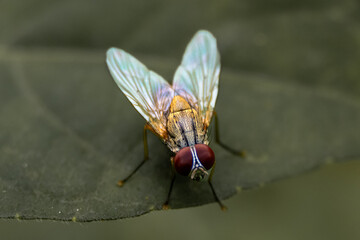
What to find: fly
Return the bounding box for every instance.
[106,30,244,210]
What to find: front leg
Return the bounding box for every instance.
[208,160,227,211]
[117,123,153,187]
[162,157,177,210]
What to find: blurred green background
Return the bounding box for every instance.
[1,0,360,239]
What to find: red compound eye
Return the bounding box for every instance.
[195,144,215,170]
[174,147,192,176]
[173,144,215,176]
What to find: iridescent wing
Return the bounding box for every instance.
[173,30,220,128]
[106,48,174,138]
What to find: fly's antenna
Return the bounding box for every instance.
[190,167,208,182]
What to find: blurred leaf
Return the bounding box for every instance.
[1,0,359,94]
[0,48,359,221]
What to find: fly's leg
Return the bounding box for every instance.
[208,161,227,211]
[213,111,245,157]
[162,157,176,210]
[117,124,152,187]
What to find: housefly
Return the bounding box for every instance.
[106,30,244,210]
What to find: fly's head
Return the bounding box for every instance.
[173,144,215,182]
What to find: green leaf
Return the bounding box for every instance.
[0,0,360,221]
[0,48,359,221]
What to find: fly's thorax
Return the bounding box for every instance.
[169,95,191,112]
[166,96,207,152]
[173,144,215,181]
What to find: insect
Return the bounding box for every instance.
[106,30,244,210]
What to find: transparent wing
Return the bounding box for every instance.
[106,48,174,137]
[173,30,220,127]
